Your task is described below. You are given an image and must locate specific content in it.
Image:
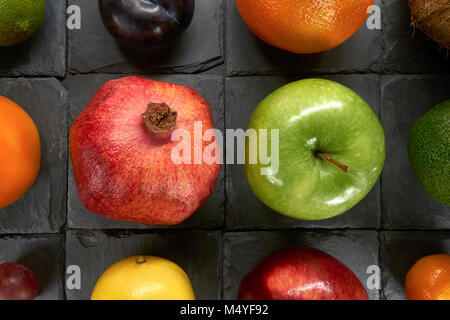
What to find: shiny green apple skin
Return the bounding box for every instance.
[245,79,385,221]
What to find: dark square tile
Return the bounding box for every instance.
[0,235,65,300]
[62,74,225,229]
[68,0,224,74]
[65,230,222,300]
[223,230,380,300]
[382,0,450,74]
[225,74,382,229]
[0,0,66,76]
[380,231,450,300]
[381,75,450,229]
[0,78,68,234]
[226,0,382,75]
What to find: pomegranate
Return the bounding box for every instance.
[70,76,221,225]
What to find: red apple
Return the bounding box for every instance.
[238,246,369,300]
[70,76,221,225]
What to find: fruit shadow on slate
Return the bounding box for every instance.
[225,74,382,230]
[225,0,382,75]
[381,75,450,229]
[0,0,66,77]
[65,230,222,300]
[380,231,450,300]
[62,74,225,230]
[0,79,68,234]
[68,0,224,74]
[223,230,380,300]
[0,235,65,300]
[382,0,450,74]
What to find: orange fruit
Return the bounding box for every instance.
[91,256,196,300]
[405,254,450,300]
[0,96,41,210]
[235,0,374,54]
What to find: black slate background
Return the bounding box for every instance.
[0,0,449,300]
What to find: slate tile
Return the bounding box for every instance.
[381,75,450,229]
[382,0,450,74]
[0,235,65,300]
[0,0,66,77]
[68,0,224,74]
[225,75,382,230]
[202,62,226,76]
[380,231,450,300]
[223,230,380,300]
[0,78,68,234]
[226,0,382,75]
[65,230,222,300]
[62,74,225,229]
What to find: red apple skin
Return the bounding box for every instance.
[238,246,369,300]
[70,76,221,225]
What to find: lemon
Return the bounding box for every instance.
[0,0,46,46]
[91,256,196,300]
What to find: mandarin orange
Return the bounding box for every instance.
[405,254,450,300]
[236,0,374,54]
[0,96,41,210]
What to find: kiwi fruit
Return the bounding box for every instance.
[408,0,450,49]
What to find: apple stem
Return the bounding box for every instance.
[316,153,350,173]
[142,102,177,133]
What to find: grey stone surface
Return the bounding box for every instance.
[223,230,380,300]
[0,235,65,300]
[0,78,68,234]
[380,231,450,300]
[0,0,66,77]
[225,75,382,230]
[382,0,450,74]
[68,0,224,74]
[65,230,222,300]
[381,75,450,229]
[62,74,225,229]
[226,0,382,75]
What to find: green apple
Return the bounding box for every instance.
[245,79,385,221]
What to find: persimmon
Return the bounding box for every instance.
[0,96,41,210]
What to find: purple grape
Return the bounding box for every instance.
[0,262,39,300]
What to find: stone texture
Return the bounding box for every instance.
[382,0,450,74]
[223,230,380,300]
[225,75,382,230]
[380,231,450,300]
[65,230,222,300]
[62,74,225,229]
[68,0,224,74]
[0,78,67,234]
[226,0,382,75]
[381,75,450,229]
[0,0,66,77]
[0,235,65,300]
